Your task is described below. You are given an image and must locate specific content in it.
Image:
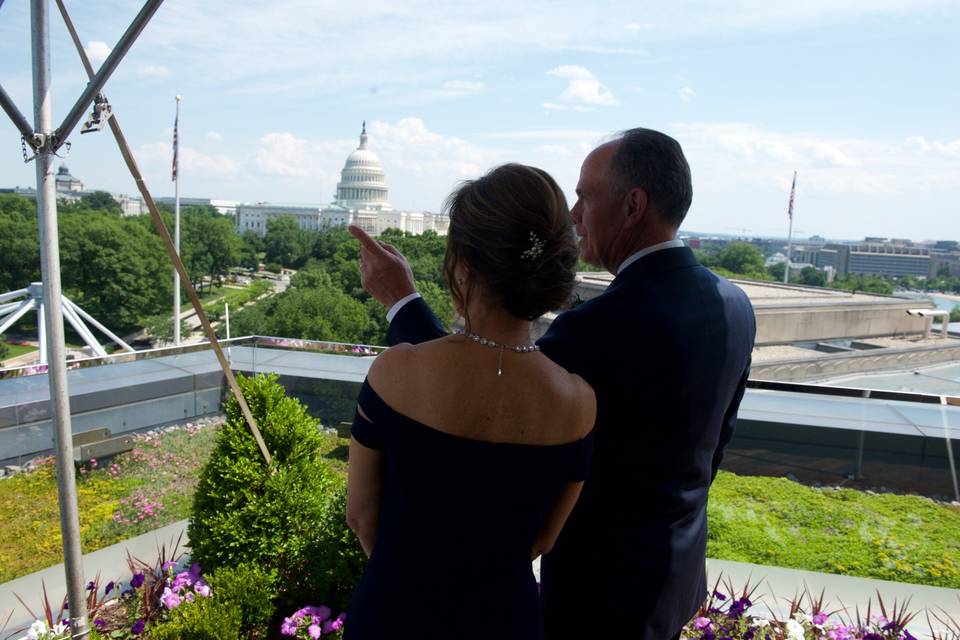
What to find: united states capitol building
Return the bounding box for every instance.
[236,124,449,237]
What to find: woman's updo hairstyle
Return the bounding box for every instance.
[443,163,579,322]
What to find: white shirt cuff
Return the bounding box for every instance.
[386,292,422,322]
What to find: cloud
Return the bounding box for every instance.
[85,41,111,66]
[206,131,223,142]
[546,65,619,109]
[673,122,960,197]
[679,86,696,102]
[140,141,241,178]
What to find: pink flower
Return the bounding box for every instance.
[695,617,712,630]
[308,624,322,639]
[323,613,346,634]
[813,612,829,626]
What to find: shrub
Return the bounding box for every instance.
[189,373,364,612]
[149,593,241,640]
[206,563,278,638]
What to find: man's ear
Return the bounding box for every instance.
[623,187,649,228]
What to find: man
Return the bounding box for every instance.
[350,128,755,640]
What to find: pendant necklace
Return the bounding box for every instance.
[456,330,540,376]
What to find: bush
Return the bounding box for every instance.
[189,374,364,612]
[207,563,278,637]
[149,594,242,640]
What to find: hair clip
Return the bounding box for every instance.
[521,232,545,261]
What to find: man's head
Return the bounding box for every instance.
[571,128,692,272]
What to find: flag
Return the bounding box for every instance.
[787,170,797,220]
[171,111,179,182]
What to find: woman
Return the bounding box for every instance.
[345,164,596,640]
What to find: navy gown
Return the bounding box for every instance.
[345,380,594,640]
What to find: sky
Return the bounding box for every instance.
[0,0,958,242]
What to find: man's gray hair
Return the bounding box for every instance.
[606,128,692,229]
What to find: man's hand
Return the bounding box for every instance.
[348,225,417,308]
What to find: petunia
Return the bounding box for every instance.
[786,618,806,640]
[280,617,298,636]
[308,624,323,639]
[813,612,829,626]
[131,619,145,635]
[695,617,712,630]
[130,573,145,588]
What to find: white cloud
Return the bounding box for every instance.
[546,65,619,109]
[206,131,223,142]
[85,41,111,66]
[679,86,696,102]
[673,122,960,197]
[140,141,241,179]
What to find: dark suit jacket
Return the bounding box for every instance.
[387,247,756,640]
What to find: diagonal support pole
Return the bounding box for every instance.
[56,0,273,467]
[52,0,163,151]
[0,82,36,144]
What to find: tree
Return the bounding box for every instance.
[79,191,122,215]
[715,243,766,276]
[766,262,786,281]
[264,216,310,267]
[58,212,172,331]
[951,305,960,323]
[0,337,9,363]
[797,266,826,287]
[0,209,40,291]
[143,314,190,346]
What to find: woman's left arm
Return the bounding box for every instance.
[347,406,383,557]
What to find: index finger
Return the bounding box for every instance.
[348,225,389,257]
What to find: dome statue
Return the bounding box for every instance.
[335,121,391,210]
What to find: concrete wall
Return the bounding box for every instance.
[751,342,960,382]
[753,301,930,345]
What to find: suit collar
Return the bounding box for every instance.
[609,246,699,288]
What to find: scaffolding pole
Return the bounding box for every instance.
[31,0,89,636]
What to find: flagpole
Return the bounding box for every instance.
[783,170,796,285]
[173,95,181,344]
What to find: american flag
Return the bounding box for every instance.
[787,170,797,220]
[171,111,179,182]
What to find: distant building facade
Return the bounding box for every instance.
[1,164,145,216]
[153,197,239,217]
[236,123,449,237]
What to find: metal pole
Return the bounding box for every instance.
[941,396,960,503]
[0,83,36,143]
[173,95,181,345]
[53,0,164,150]
[31,0,89,636]
[225,302,231,361]
[783,214,794,284]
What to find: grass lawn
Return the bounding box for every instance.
[1,419,956,589]
[1,341,37,359]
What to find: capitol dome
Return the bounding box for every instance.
[335,122,391,210]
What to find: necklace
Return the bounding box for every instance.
[455,330,540,376]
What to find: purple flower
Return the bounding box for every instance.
[882,622,901,632]
[308,624,322,639]
[104,580,115,595]
[323,613,346,634]
[86,580,96,592]
[190,563,202,579]
[130,572,145,588]
[280,617,298,636]
[93,619,106,629]
[903,630,918,640]
[195,581,211,597]
[161,587,181,609]
[702,630,716,640]
[695,617,712,630]
[813,612,829,626]
[744,629,755,640]
[131,619,145,635]
[863,633,883,640]
[713,590,727,601]
[729,597,752,619]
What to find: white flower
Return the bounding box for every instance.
[786,618,807,640]
[52,622,69,637]
[27,620,48,640]
[752,617,771,629]
[796,613,811,624]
